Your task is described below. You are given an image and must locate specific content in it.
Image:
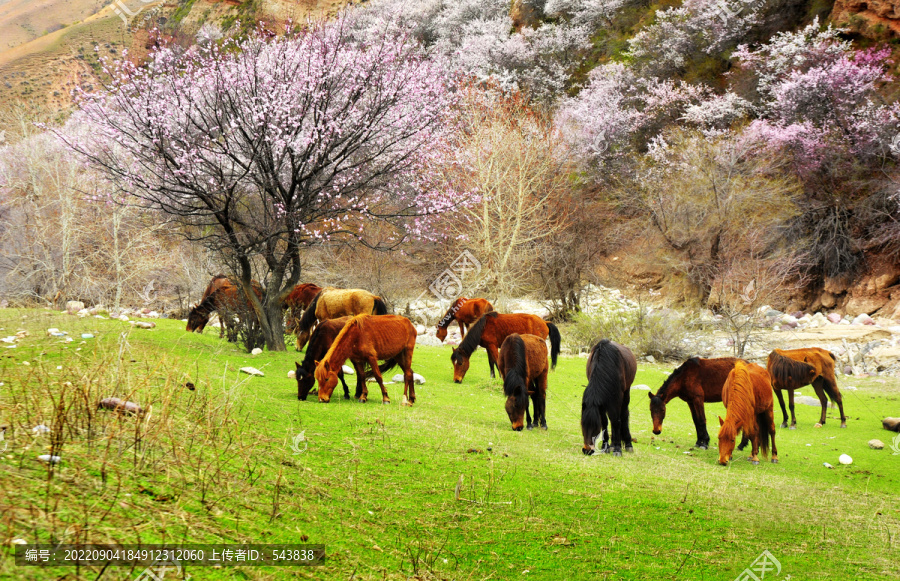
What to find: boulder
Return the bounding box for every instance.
[251,348,263,355]
[846,296,888,316]
[65,301,84,314]
[827,313,842,324]
[820,291,837,308]
[868,439,885,449]
[97,397,144,415]
[391,373,426,384]
[852,313,875,326]
[239,367,264,377]
[342,365,355,375]
[883,417,900,432]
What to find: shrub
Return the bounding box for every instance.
[564,307,694,360]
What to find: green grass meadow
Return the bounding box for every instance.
[0,309,898,580]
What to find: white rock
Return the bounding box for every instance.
[852,314,875,326]
[823,462,834,469]
[118,315,129,322]
[65,301,84,314]
[392,373,426,384]
[132,321,155,329]
[47,328,60,335]
[631,384,651,391]
[415,325,426,335]
[827,313,842,324]
[32,424,51,435]
[342,365,355,375]
[781,315,798,325]
[838,454,853,465]
[287,370,295,379]
[251,348,263,355]
[37,454,61,464]
[868,439,884,450]
[239,367,264,376]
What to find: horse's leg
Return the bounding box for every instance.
[687,397,710,449]
[536,372,548,429]
[769,410,779,464]
[621,390,633,452]
[737,434,750,452]
[367,355,391,404]
[458,320,466,340]
[816,376,847,428]
[525,396,533,430]
[812,380,828,427]
[749,431,760,465]
[607,398,623,456]
[788,389,797,428]
[337,370,351,400]
[600,408,609,451]
[774,389,789,428]
[486,344,500,379]
[353,361,368,403]
[402,346,415,406]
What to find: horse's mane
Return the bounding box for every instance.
[767,351,815,389]
[437,298,466,329]
[581,340,626,439]
[455,311,497,358]
[723,362,756,434]
[322,314,365,368]
[296,290,322,334]
[657,357,699,400]
[503,335,529,409]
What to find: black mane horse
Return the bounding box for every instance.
[581,340,637,456]
[499,333,549,431]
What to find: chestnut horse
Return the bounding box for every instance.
[648,357,739,449]
[314,314,417,405]
[294,288,388,351]
[717,361,778,465]
[499,333,549,431]
[187,275,264,340]
[450,312,560,383]
[767,348,846,428]
[435,297,494,342]
[284,283,323,332]
[581,340,637,456]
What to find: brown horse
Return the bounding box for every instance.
[499,333,549,431]
[294,288,388,351]
[295,317,353,401]
[187,275,264,340]
[767,348,846,428]
[314,314,417,405]
[284,283,323,332]
[435,297,494,342]
[450,312,560,383]
[717,361,778,465]
[648,357,739,450]
[581,340,637,456]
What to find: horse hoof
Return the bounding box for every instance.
[540,425,548,431]
[599,447,610,454]
[625,446,634,453]
[840,423,847,428]
[780,422,788,428]
[751,460,760,465]
[582,447,594,455]
[527,424,533,430]
[771,458,779,464]
[612,450,622,457]
[696,443,708,450]
[343,395,350,400]
[357,398,367,404]
[382,400,391,405]
[814,423,823,428]
[789,425,796,430]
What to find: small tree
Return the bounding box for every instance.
[66,16,457,350]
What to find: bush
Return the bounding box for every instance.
[564,307,694,361]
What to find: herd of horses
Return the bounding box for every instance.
[186,276,847,466]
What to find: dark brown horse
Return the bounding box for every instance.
[648,357,739,450]
[284,283,323,332]
[295,317,353,401]
[314,314,417,405]
[435,297,494,342]
[187,275,264,341]
[717,361,778,465]
[499,333,549,431]
[767,348,846,428]
[581,340,637,456]
[294,288,388,351]
[450,312,560,383]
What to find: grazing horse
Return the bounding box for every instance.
[450,312,560,383]
[499,333,549,431]
[284,283,323,332]
[767,348,846,429]
[186,275,264,340]
[314,314,417,405]
[296,317,353,401]
[717,361,778,465]
[294,288,389,351]
[581,340,637,456]
[435,297,494,342]
[648,357,739,450]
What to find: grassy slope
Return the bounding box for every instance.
[0,309,898,580]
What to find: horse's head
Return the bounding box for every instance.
[314,360,339,403]
[436,326,448,342]
[450,347,469,383]
[296,330,311,351]
[504,386,529,432]
[648,391,666,435]
[186,307,208,333]
[717,415,735,466]
[296,362,315,400]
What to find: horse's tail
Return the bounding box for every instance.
[816,376,842,404]
[756,411,771,460]
[547,322,561,370]
[372,297,388,316]
[365,357,400,379]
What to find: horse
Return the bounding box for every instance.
[435,297,494,342]
[499,333,549,431]
[766,348,846,429]
[581,340,637,456]
[294,288,388,351]
[284,283,323,332]
[296,317,353,401]
[186,275,264,340]
[314,314,417,405]
[450,312,560,383]
[717,361,778,465]
[648,357,739,450]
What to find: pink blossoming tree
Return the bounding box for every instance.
[66,16,458,351]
